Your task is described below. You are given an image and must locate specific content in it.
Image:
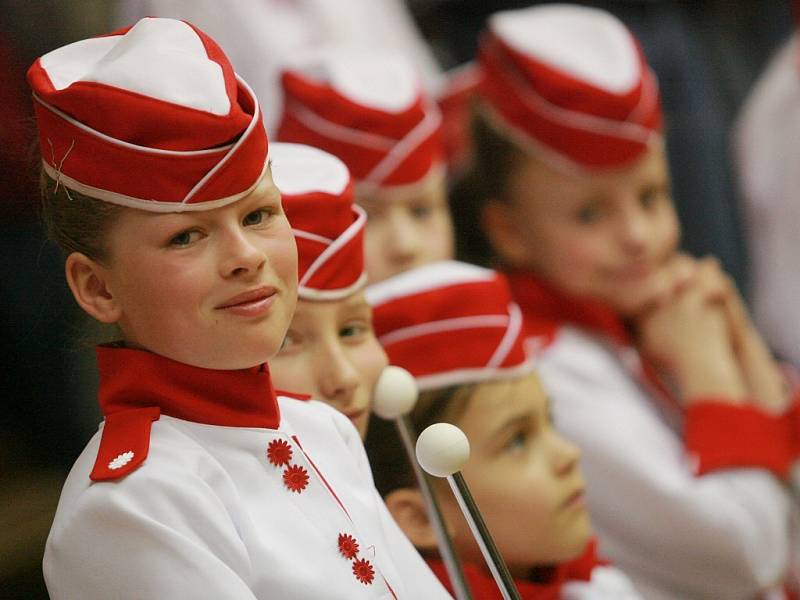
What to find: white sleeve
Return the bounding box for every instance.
[44,452,258,600]
[537,329,792,599]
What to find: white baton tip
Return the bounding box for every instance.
[415,423,470,477]
[372,366,418,419]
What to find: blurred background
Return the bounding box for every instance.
[0,1,793,598]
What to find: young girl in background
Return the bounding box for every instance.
[35,18,451,599]
[276,47,454,282]
[365,260,641,599]
[268,142,387,438]
[454,5,799,599]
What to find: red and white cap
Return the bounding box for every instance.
[366,261,532,390]
[478,4,662,172]
[27,17,268,212]
[270,142,366,300]
[277,46,443,190]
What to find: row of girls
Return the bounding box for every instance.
[34,5,800,600]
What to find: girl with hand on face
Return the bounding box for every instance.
[276,48,455,283]
[365,261,642,600]
[453,5,800,600]
[267,142,388,439]
[34,19,452,600]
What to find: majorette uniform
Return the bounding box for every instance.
[472,6,800,599]
[275,46,444,193]
[367,260,642,599]
[44,347,450,599]
[31,19,451,599]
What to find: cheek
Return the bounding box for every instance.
[265,228,299,288]
[347,338,388,394]
[421,212,455,260]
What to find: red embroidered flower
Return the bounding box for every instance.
[352,558,375,585]
[267,439,293,467]
[338,533,359,559]
[283,464,309,493]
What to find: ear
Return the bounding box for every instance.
[65,252,122,324]
[482,199,530,268]
[384,488,441,551]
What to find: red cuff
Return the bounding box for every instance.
[684,400,794,478]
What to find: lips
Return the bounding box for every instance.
[561,487,585,510]
[216,286,276,310]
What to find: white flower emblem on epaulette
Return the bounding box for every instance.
[108,451,134,470]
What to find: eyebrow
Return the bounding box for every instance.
[489,411,535,439]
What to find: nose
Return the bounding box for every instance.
[549,430,581,477]
[617,204,649,255]
[317,341,360,406]
[386,211,421,265]
[219,227,266,279]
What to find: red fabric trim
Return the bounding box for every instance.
[505,270,629,346]
[684,401,795,477]
[276,390,312,402]
[97,345,280,428]
[427,539,603,600]
[90,406,160,481]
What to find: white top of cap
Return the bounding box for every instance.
[490,4,641,95]
[366,260,496,307]
[269,142,350,196]
[40,18,230,115]
[284,45,420,114]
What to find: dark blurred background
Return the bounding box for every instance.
[0,2,793,598]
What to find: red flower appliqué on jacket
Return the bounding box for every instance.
[283,464,309,493]
[267,439,293,467]
[338,533,360,559]
[352,558,375,585]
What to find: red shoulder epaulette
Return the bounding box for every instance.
[90,406,161,481]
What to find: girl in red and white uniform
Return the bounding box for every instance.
[268,142,387,439]
[453,5,800,600]
[34,18,451,600]
[365,260,642,599]
[276,48,454,283]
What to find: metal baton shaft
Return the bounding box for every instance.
[446,472,521,600]
[396,416,473,600]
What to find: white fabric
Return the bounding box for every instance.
[285,46,420,113]
[115,0,443,132]
[534,326,795,600]
[41,18,230,114]
[44,396,452,599]
[490,4,640,94]
[270,142,350,196]
[734,33,800,368]
[561,565,642,599]
[366,260,496,307]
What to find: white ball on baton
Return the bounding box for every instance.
[416,423,470,477]
[372,366,418,419]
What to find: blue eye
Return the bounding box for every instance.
[243,209,268,226]
[505,430,527,451]
[169,230,200,246]
[410,205,432,219]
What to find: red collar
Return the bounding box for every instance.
[505,270,631,347]
[96,345,281,429]
[427,540,603,600]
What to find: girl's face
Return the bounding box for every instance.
[269,291,388,438]
[440,374,590,572]
[489,143,680,315]
[99,169,298,369]
[358,168,454,283]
